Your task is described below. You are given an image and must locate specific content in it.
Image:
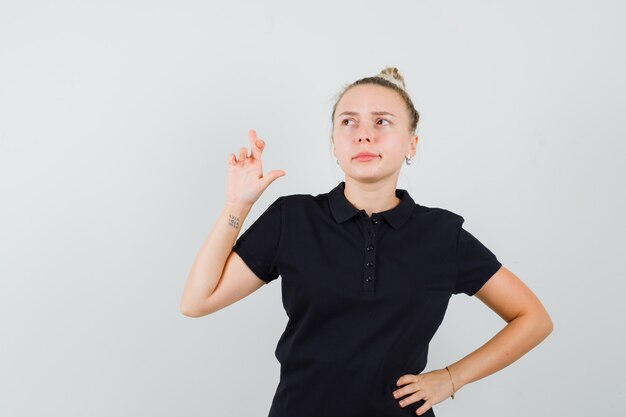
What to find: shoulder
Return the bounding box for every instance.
[412,202,464,226]
[276,190,330,209]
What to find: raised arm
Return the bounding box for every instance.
[179,129,285,317]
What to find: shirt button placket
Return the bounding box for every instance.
[363,214,379,295]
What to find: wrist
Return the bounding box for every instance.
[224,200,253,213]
[222,202,253,228]
[444,366,457,399]
[445,363,469,397]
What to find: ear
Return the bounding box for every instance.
[407,134,418,156]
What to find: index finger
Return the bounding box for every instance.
[249,129,264,160]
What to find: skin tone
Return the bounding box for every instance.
[226,83,553,416]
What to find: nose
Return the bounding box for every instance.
[356,127,372,142]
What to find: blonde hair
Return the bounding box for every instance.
[330,67,419,149]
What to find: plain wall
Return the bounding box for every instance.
[1,0,624,416]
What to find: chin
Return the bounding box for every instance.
[346,166,401,182]
[345,172,384,183]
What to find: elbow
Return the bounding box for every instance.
[531,300,555,339]
[180,305,205,318]
[179,301,194,317]
[532,309,554,342]
[179,298,207,318]
[517,307,554,342]
[180,305,196,318]
[540,301,554,335]
[180,300,214,318]
[543,312,554,337]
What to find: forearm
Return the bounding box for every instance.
[448,310,553,392]
[179,202,253,315]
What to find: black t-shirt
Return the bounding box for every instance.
[232,181,502,417]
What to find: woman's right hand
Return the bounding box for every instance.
[225,129,286,207]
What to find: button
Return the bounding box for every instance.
[365,276,373,282]
[372,216,379,224]
[366,261,374,267]
[366,245,374,251]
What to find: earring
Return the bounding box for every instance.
[405,154,413,165]
[336,159,339,165]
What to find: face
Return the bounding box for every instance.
[332,84,418,183]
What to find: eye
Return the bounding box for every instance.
[377,119,390,126]
[341,118,355,126]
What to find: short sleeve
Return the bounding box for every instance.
[231,196,283,284]
[453,216,502,296]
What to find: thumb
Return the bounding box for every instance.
[262,169,286,187]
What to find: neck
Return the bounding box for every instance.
[342,178,401,218]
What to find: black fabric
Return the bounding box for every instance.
[232,181,502,417]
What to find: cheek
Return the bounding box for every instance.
[332,134,351,148]
[335,146,350,158]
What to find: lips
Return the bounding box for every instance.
[353,151,380,162]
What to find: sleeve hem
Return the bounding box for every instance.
[232,245,273,284]
[465,260,502,296]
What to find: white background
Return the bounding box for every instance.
[1,1,624,416]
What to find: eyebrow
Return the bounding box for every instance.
[336,111,397,119]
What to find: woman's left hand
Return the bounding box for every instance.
[392,368,455,415]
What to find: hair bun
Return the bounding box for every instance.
[376,66,406,91]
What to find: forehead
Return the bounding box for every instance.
[336,84,405,113]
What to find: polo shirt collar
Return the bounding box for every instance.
[328,181,415,230]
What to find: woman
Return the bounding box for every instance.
[180,67,554,417]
